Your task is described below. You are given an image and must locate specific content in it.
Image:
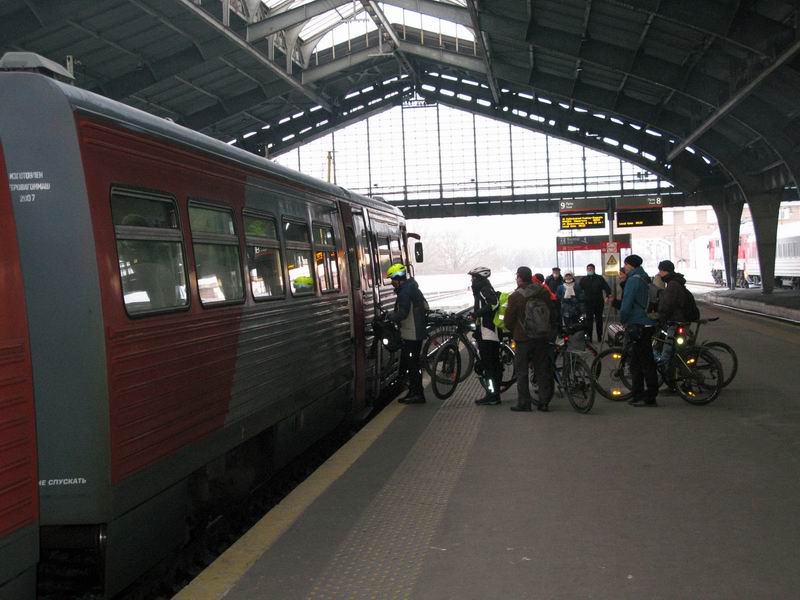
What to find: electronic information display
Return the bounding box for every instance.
[560,212,606,230]
[616,209,663,227]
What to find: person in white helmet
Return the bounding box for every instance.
[468,266,502,405]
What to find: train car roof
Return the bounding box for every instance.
[2,72,403,219]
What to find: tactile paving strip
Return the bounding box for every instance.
[307,377,486,600]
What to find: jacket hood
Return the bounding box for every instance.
[518,282,550,301]
[664,272,686,285]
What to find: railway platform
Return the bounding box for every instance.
[704,288,800,322]
[175,305,800,600]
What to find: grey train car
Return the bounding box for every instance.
[0,65,413,597]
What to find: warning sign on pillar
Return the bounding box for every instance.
[603,252,621,276]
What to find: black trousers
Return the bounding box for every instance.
[477,339,501,396]
[399,339,424,397]
[628,327,659,403]
[514,339,553,407]
[584,303,605,341]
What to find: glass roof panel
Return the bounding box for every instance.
[301,3,360,40]
[261,0,316,10]
[305,2,474,54]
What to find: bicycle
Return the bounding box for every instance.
[528,322,595,413]
[430,314,516,400]
[591,323,724,405]
[422,310,473,383]
[681,317,738,388]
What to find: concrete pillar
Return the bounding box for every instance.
[711,199,744,289]
[747,191,783,294]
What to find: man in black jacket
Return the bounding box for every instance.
[386,263,428,404]
[578,263,611,342]
[468,266,502,405]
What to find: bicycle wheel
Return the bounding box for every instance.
[591,348,633,401]
[422,329,456,374]
[423,332,472,383]
[564,355,595,413]
[499,343,516,392]
[701,341,738,388]
[674,346,723,405]
[430,341,461,400]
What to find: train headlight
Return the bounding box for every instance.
[612,353,622,359]
[382,338,389,346]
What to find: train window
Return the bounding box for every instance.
[353,216,373,288]
[284,220,310,243]
[378,237,392,282]
[244,214,284,300]
[313,224,339,293]
[344,227,361,291]
[287,249,315,295]
[314,225,334,246]
[112,193,178,229]
[245,215,278,240]
[189,203,244,306]
[111,189,189,316]
[284,218,315,296]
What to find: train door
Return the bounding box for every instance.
[340,203,379,412]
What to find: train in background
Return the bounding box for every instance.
[702,221,800,289]
[0,57,419,598]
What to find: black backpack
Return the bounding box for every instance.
[683,288,700,321]
[520,288,553,339]
[372,318,402,352]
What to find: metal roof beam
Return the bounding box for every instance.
[466,0,499,105]
[667,37,800,161]
[173,0,333,112]
[361,0,417,77]
[246,0,351,40]
[248,0,472,42]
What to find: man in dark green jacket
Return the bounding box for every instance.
[505,267,556,412]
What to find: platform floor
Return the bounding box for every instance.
[177,305,800,600]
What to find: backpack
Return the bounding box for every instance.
[492,291,510,331]
[372,318,401,352]
[683,288,700,321]
[520,288,553,339]
[631,273,659,312]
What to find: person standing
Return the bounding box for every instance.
[654,259,688,368]
[505,266,556,412]
[557,272,584,330]
[619,255,659,407]
[386,263,428,404]
[545,267,564,331]
[468,266,502,406]
[578,263,611,342]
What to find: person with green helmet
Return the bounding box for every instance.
[385,262,429,404]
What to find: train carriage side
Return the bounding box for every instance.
[2,71,409,597]
[0,136,39,599]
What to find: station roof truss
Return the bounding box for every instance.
[3,0,800,209]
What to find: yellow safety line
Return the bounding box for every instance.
[173,400,407,600]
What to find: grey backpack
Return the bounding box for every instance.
[520,288,552,339]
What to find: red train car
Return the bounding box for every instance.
[0,64,411,597]
[0,138,38,599]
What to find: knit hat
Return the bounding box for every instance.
[658,260,675,273]
[624,254,643,268]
